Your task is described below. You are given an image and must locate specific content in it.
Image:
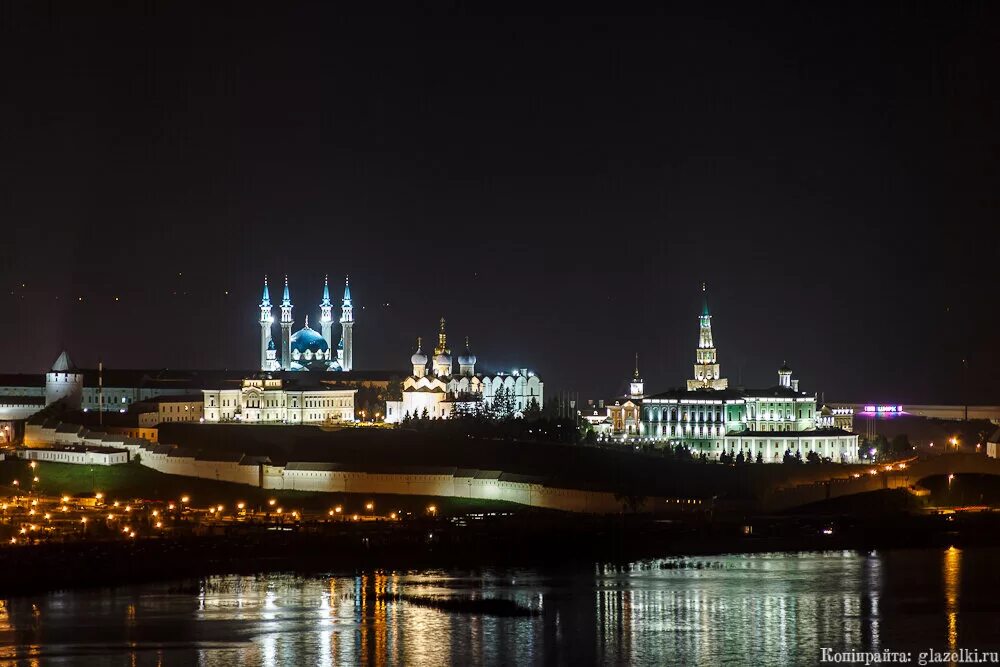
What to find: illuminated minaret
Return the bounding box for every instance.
[259,276,274,371]
[687,283,728,391]
[320,274,333,350]
[280,275,293,371]
[340,275,354,371]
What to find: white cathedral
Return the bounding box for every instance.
[258,275,354,372]
[384,318,543,423]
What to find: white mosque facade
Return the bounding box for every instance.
[259,275,354,372]
[384,318,543,423]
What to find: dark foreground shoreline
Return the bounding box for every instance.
[3,511,999,597]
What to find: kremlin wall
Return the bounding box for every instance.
[22,418,705,515]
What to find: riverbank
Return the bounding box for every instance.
[4,509,1000,596]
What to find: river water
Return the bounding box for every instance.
[2,548,1000,666]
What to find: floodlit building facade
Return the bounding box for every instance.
[202,376,355,424]
[385,318,543,422]
[637,288,859,462]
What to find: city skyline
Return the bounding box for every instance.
[2,4,998,403]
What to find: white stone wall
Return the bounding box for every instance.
[22,420,699,514]
[18,448,128,466]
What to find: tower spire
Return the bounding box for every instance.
[259,276,275,370]
[261,275,271,306]
[279,275,293,370]
[435,317,448,355]
[629,352,644,399]
[320,274,334,350]
[339,274,354,371]
[687,284,728,391]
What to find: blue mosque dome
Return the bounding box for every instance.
[290,325,329,355]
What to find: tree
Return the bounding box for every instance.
[401,411,412,428]
[806,450,821,464]
[420,407,429,421]
[890,434,912,457]
[735,450,745,465]
[755,451,764,464]
[523,397,542,421]
[385,376,403,402]
[488,386,517,421]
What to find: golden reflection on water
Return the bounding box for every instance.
[0,550,990,664]
[943,546,961,659]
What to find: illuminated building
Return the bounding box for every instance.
[384,318,543,422]
[987,428,1000,459]
[594,355,643,437]
[203,376,355,424]
[258,274,355,372]
[638,290,859,462]
[687,284,728,391]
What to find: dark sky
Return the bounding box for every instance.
[1,3,998,403]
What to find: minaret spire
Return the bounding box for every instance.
[339,274,354,371]
[320,274,334,350]
[279,275,293,370]
[259,276,275,370]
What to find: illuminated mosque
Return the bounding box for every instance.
[258,275,354,372]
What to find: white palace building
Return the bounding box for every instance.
[637,287,860,463]
[202,376,355,425]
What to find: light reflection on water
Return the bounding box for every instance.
[1,548,999,666]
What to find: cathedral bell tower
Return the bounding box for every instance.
[320,274,333,350]
[259,276,275,371]
[280,276,293,371]
[340,275,354,371]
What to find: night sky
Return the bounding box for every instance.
[1,3,998,403]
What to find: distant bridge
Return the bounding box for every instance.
[758,454,1000,511]
[841,403,1000,423]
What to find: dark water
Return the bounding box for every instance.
[3,548,1000,666]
